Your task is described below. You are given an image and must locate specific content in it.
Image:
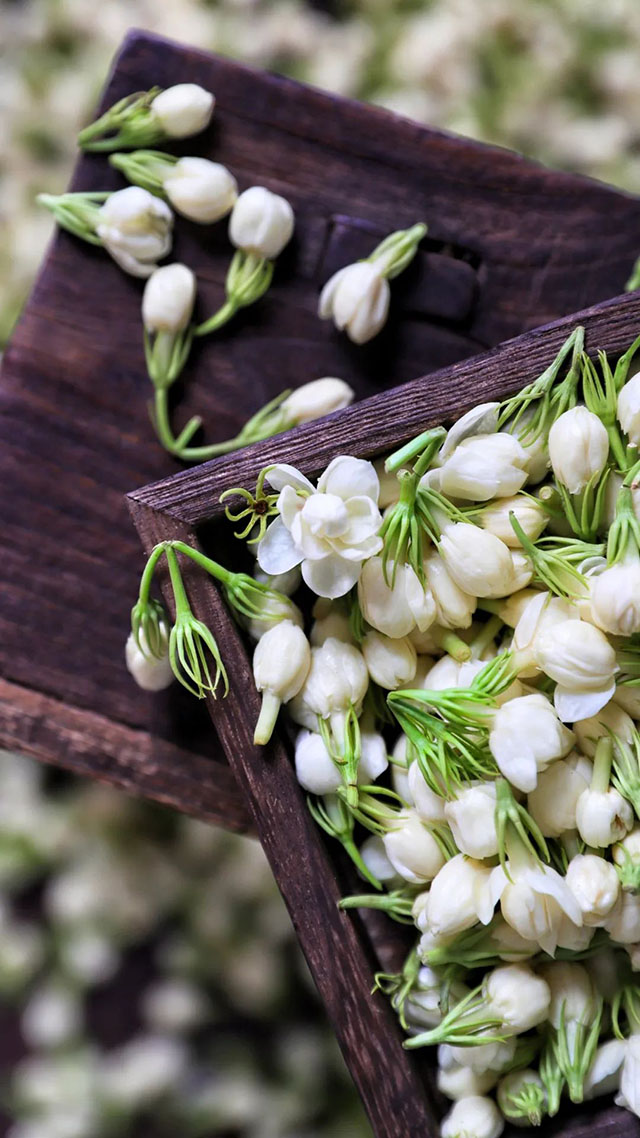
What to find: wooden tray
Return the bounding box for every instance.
[129,290,640,1138]
[4,27,640,833]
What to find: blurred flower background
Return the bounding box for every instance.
[2,0,640,1134]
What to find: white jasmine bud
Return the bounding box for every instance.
[497,1068,546,1126]
[163,157,237,223]
[382,809,445,884]
[151,84,215,138]
[439,523,517,599]
[565,853,620,924]
[294,728,387,795]
[229,186,294,259]
[439,403,500,461]
[479,495,547,547]
[576,787,633,848]
[358,556,436,637]
[360,834,398,883]
[573,702,634,758]
[584,1038,627,1099]
[310,608,353,646]
[449,1038,517,1074]
[540,961,597,1028]
[496,588,544,628]
[496,859,582,956]
[511,591,576,676]
[438,1062,498,1102]
[362,630,417,689]
[96,186,173,277]
[125,629,173,692]
[440,1095,504,1138]
[548,406,609,494]
[603,891,640,943]
[534,619,617,721]
[281,377,354,425]
[319,261,390,344]
[298,638,369,734]
[244,592,303,642]
[421,855,497,939]
[444,782,498,859]
[527,752,593,836]
[617,371,640,446]
[253,621,310,744]
[485,963,551,1033]
[613,827,640,890]
[407,762,446,824]
[590,558,640,636]
[423,553,477,628]
[254,564,301,597]
[437,434,528,502]
[142,263,196,333]
[489,693,574,792]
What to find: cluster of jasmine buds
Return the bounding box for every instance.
[111,150,238,223]
[319,223,427,343]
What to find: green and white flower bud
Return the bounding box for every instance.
[419,854,497,940]
[151,84,215,138]
[497,1068,546,1127]
[479,495,547,547]
[489,693,574,793]
[229,186,294,259]
[382,809,445,884]
[407,761,446,823]
[359,556,436,637]
[439,523,518,599]
[360,834,398,883]
[584,1039,627,1099]
[565,853,620,925]
[511,591,576,676]
[603,891,640,943]
[142,263,195,333]
[497,860,582,956]
[440,1095,504,1138]
[444,782,498,860]
[163,157,237,223]
[438,1061,498,1102]
[439,403,500,461]
[96,186,173,277]
[617,371,640,447]
[613,827,640,890]
[590,558,640,637]
[362,630,417,690]
[438,434,528,502]
[293,728,387,795]
[252,620,311,745]
[424,553,477,628]
[576,786,633,848]
[534,619,617,722]
[281,377,354,425]
[298,637,369,735]
[125,629,173,692]
[485,963,551,1034]
[539,961,596,1028]
[319,261,390,344]
[573,702,635,758]
[548,406,609,494]
[449,1038,517,1073]
[527,752,592,837]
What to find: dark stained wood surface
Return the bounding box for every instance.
[129,290,640,1138]
[4,26,640,831]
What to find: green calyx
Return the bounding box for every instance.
[510,514,603,598]
[403,982,506,1049]
[495,778,549,878]
[554,466,611,543]
[610,731,640,814]
[77,88,164,152]
[165,547,228,699]
[37,191,109,245]
[367,222,427,280]
[195,250,274,338]
[498,325,584,442]
[373,948,422,1029]
[307,793,381,890]
[501,1081,546,1126]
[338,890,415,924]
[320,708,362,809]
[109,149,177,196]
[549,1000,603,1104]
[607,483,640,564]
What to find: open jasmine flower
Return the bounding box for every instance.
[257,457,383,598]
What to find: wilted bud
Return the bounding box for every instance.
[163,157,237,223]
[229,186,294,259]
[151,84,215,138]
[319,261,390,345]
[548,406,609,494]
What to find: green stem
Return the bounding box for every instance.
[171,435,247,461]
[254,691,281,745]
[138,543,168,606]
[165,546,190,616]
[469,615,503,659]
[433,628,472,662]
[168,540,231,587]
[153,388,181,454]
[608,425,629,472]
[194,298,239,337]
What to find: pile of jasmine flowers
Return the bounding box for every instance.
[134,322,640,1134]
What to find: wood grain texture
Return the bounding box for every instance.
[129,289,640,1138]
[4,24,640,828]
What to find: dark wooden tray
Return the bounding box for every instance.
[4,27,640,832]
[129,290,640,1138]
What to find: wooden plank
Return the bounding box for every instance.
[4,26,640,825]
[129,287,640,1137]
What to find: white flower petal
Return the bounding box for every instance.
[301,554,361,599]
[257,517,303,575]
[265,464,315,494]
[278,484,304,530]
[554,683,616,723]
[318,456,380,503]
[439,402,501,461]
